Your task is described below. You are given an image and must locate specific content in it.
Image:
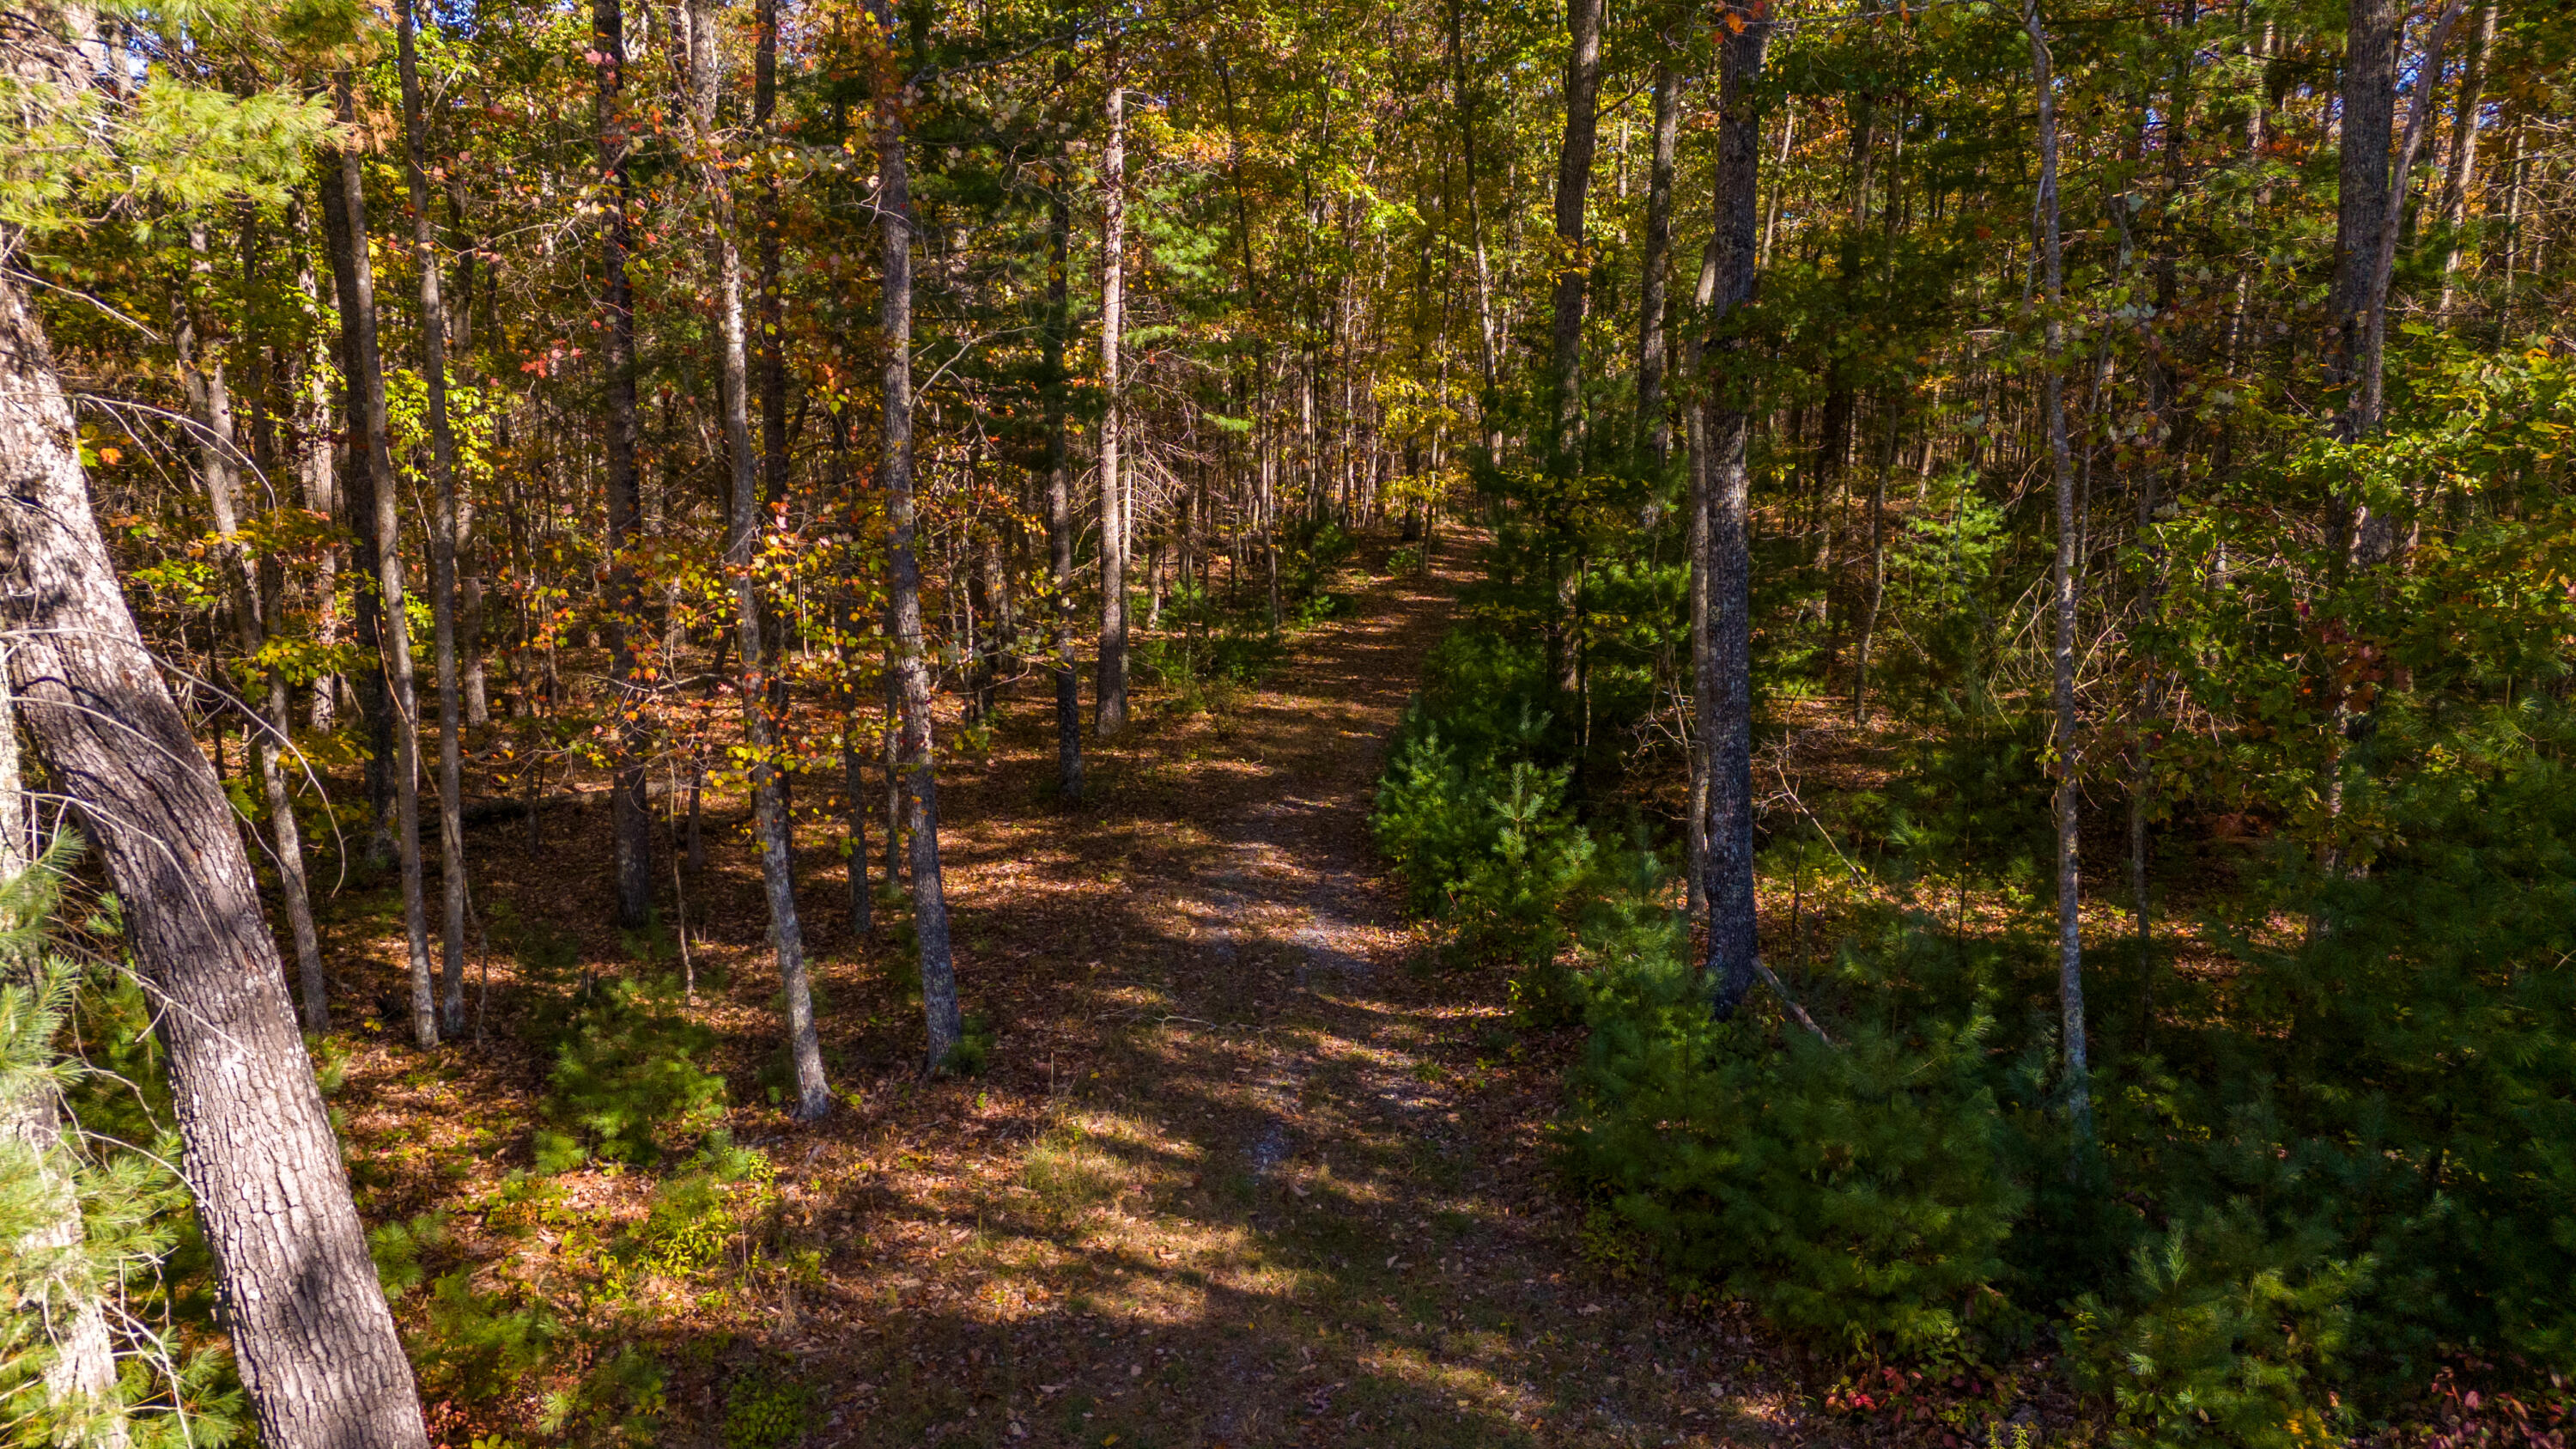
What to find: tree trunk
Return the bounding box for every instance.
[395,0,471,1036]
[2027,0,2090,1142]
[1044,134,1084,801]
[177,226,331,1037]
[331,80,438,1049]
[1637,58,1680,463]
[681,0,829,1118]
[3,256,430,1449]
[1699,11,1769,1017]
[2329,0,2397,445]
[1096,59,1130,737]
[314,152,395,866]
[594,0,653,930]
[1546,0,1606,454]
[2433,1,2493,320]
[871,3,965,1069]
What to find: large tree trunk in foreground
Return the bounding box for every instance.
[2027,0,2091,1142]
[682,0,829,1117]
[3,260,430,1449]
[396,0,471,1035]
[872,3,965,1069]
[1698,9,1768,1018]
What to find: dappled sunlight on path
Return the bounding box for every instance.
[775,530,1817,1449]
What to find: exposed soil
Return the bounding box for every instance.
[325,528,1843,1447]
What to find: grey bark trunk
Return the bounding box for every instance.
[869,8,965,1070]
[681,0,829,1118]
[3,254,430,1449]
[594,0,653,929]
[1097,64,1130,737]
[1045,145,1084,800]
[1546,0,1605,454]
[331,82,438,1049]
[1698,14,1769,1016]
[176,225,330,1037]
[1637,59,1680,463]
[0,648,126,1446]
[2433,2,2494,319]
[2027,0,2091,1142]
[395,0,471,1036]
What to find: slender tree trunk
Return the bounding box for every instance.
[396,0,470,1036]
[1546,0,1606,453]
[177,227,331,1037]
[314,151,395,866]
[4,251,431,1449]
[1851,416,1891,725]
[2357,0,2469,445]
[594,0,653,929]
[681,0,829,1117]
[1699,11,1770,1016]
[1044,137,1084,800]
[1097,59,1131,737]
[332,79,437,1049]
[1448,0,1501,457]
[870,3,965,1069]
[2329,0,2397,446]
[1637,58,1680,463]
[2434,1,2494,319]
[2028,0,2090,1142]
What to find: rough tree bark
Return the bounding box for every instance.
[1546,0,1605,451]
[1698,6,1769,1017]
[4,244,431,1449]
[869,0,966,1069]
[0,648,125,1446]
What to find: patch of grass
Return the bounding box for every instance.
[1019,1125,1124,1220]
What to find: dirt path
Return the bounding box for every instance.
[787,531,1804,1449]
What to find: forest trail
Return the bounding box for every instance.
[781,532,1808,1449]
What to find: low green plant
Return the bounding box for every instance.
[1570,941,2024,1357]
[537,976,726,1170]
[2069,1208,2366,1449]
[722,1367,818,1449]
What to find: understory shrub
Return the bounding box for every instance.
[535,976,726,1171]
[1571,939,2025,1356]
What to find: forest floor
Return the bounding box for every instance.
[319,527,1882,1448]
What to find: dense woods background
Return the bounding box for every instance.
[3,0,2574,1438]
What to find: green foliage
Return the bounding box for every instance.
[3,847,246,1448]
[417,1269,558,1392]
[368,1209,452,1299]
[538,977,726,1170]
[1571,941,2025,1356]
[2069,1209,2366,1449]
[721,1367,818,1449]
